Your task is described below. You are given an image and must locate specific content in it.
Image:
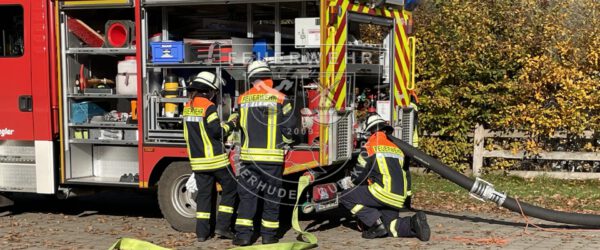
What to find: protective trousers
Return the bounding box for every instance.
[235,163,283,240]
[340,185,414,238]
[194,167,237,238]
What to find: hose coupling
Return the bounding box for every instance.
[469,178,507,206]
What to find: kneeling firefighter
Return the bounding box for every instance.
[340,113,430,241]
[183,71,239,242]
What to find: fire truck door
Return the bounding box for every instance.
[0,1,33,140]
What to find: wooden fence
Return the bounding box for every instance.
[472,124,600,179]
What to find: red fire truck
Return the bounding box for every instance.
[0,0,417,232]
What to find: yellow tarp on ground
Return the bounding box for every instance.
[109,238,171,250]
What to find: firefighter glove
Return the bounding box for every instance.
[185,173,198,193]
[338,176,354,190]
[227,112,239,124]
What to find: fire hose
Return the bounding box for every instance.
[230,175,318,250]
[110,175,318,250]
[388,136,600,227]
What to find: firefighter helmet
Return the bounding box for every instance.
[188,71,222,90]
[364,113,393,133]
[247,61,272,80]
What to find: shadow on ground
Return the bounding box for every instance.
[0,190,162,218]
[420,209,596,230]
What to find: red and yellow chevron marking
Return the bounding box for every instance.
[323,0,350,111]
[392,10,412,108]
[320,0,415,164]
[323,1,413,112]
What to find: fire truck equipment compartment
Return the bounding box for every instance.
[150,41,184,63]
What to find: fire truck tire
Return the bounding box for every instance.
[157,161,195,232]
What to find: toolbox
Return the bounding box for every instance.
[70,101,106,124]
[150,41,184,63]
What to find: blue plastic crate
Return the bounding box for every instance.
[151,41,185,63]
[70,101,106,124]
[253,39,273,60]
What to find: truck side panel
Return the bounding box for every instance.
[0,1,33,140]
[0,0,55,194]
[31,0,54,141]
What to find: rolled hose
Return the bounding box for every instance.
[389,137,600,227]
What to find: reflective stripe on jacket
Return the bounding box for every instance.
[237,80,296,164]
[353,131,408,208]
[183,97,234,171]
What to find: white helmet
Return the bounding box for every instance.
[364,113,392,133]
[247,61,272,79]
[188,71,222,90]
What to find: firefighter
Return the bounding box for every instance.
[233,61,296,246]
[339,113,430,241]
[183,71,238,242]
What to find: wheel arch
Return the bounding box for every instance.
[148,157,188,188]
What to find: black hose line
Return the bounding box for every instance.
[389,136,600,227]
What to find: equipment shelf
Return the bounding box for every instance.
[69,139,138,145]
[147,63,245,69]
[347,44,386,52]
[68,123,138,129]
[156,117,183,122]
[60,0,134,10]
[347,63,384,73]
[157,97,189,103]
[65,176,138,187]
[66,48,136,55]
[68,94,138,99]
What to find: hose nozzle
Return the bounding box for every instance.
[469,178,507,206]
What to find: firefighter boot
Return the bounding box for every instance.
[411,211,430,242]
[262,236,279,245]
[232,236,252,246]
[362,220,388,239]
[215,228,235,239]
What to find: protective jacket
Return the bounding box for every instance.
[183,97,235,171]
[353,131,409,208]
[237,80,295,163]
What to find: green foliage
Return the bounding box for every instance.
[419,137,471,172]
[413,0,600,170]
[412,172,600,212]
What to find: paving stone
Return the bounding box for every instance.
[2,193,599,249]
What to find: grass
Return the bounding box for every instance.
[410,171,600,213]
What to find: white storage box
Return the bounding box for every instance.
[295,18,321,49]
[116,56,137,95]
